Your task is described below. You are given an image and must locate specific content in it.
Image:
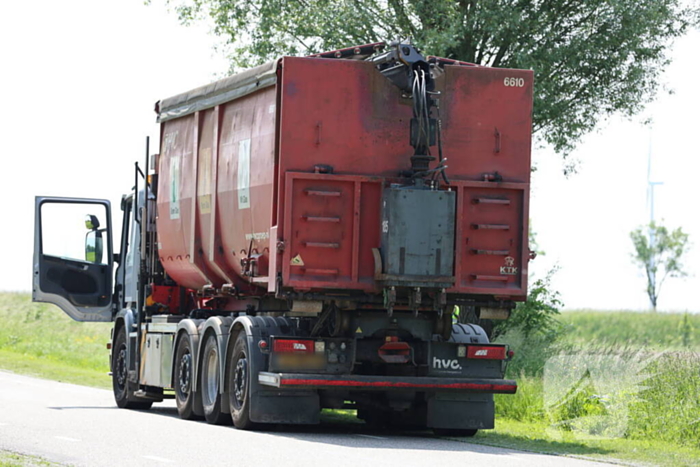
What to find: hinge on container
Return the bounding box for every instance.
[313,164,333,174]
[482,171,503,182]
[409,287,422,317]
[433,288,447,317]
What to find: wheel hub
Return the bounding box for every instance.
[233,357,247,405]
[116,347,127,388]
[178,353,192,395]
[205,348,219,404]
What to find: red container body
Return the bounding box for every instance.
[156,56,532,301]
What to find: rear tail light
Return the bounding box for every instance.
[378,341,411,364]
[273,339,315,354]
[467,346,507,360]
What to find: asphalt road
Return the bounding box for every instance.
[0,371,612,467]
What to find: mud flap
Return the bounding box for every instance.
[251,391,320,424]
[427,393,495,430]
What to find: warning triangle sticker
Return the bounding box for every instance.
[355,327,363,334]
[290,254,304,266]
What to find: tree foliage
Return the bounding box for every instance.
[630,221,690,310]
[169,0,697,156]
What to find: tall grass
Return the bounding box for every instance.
[495,375,544,422]
[0,293,111,382]
[495,310,700,449]
[627,352,700,446]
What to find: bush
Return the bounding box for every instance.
[494,267,563,340]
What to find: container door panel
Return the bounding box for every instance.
[283,174,355,288]
[451,183,528,298]
[158,116,211,289]
[442,66,533,183]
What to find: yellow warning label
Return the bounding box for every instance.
[355,327,363,334]
[290,254,305,266]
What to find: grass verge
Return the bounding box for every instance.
[466,419,700,467]
[0,292,111,388]
[0,450,56,467]
[0,350,110,389]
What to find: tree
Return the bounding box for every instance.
[630,222,690,311]
[168,0,697,158]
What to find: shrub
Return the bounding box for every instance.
[495,267,563,340]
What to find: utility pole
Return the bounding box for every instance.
[646,127,663,309]
[647,130,663,225]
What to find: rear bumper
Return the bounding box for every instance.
[258,372,517,394]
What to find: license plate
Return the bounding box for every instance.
[274,353,326,370]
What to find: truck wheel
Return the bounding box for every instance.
[112,327,152,410]
[433,428,478,437]
[201,334,231,425]
[174,333,203,420]
[228,332,256,430]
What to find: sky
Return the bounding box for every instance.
[1,0,698,312]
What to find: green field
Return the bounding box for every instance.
[559,310,700,351]
[1,293,699,465]
[0,292,111,388]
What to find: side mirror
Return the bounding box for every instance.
[85,214,100,231]
[85,230,104,263]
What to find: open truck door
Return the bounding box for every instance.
[33,197,114,322]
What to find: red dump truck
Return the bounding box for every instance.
[33,42,533,434]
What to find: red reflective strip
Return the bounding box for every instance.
[280,379,517,392]
[273,339,314,354]
[492,384,518,393]
[467,346,507,360]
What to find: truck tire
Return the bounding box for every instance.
[228,331,256,430]
[457,306,494,339]
[201,333,231,425]
[174,333,203,420]
[112,327,152,410]
[433,428,478,437]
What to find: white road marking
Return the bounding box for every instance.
[143,455,174,463]
[54,436,80,442]
[356,434,387,440]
